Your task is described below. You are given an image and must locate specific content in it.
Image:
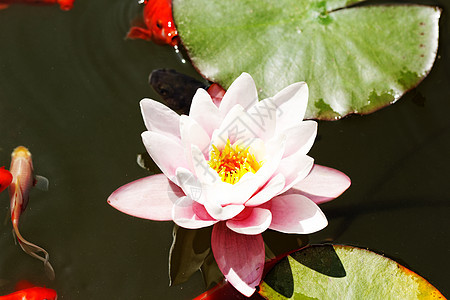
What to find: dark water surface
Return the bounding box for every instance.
[0,0,449,298]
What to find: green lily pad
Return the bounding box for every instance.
[259,245,445,299]
[173,0,440,119]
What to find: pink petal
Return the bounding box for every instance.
[269,194,328,234]
[141,131,189,181]
[288,164,351,204]
[273,82,309,134]
[189,89,221,136]
[211,222,264,297]
[172,196,218,229]
[245,173,285,207]
[140,99,181,139]
[283,120,317,158]
[226,208,272,235]
[219,73,258,116]
[276,154,314,193]
[107,174,183,221]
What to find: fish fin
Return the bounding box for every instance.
[11,228,18,245]
[34,175,49,191]
[126,26,152,41]
[0,4,9,10]
[14,280,34,291]
[13,223,55,280]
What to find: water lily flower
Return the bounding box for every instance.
[108,73,350,296]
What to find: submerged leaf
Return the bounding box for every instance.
[259,245,446,299]
[173,0,440,119]
[200,250,224,289]
[168,225,212,286]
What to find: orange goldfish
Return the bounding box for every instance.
[127,0,179,46]
[8,146,54,280]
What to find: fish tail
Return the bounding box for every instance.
[12,222,55,280]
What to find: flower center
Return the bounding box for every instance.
[208,140,262,184]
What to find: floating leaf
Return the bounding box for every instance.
[259,245,446,299]
[173,0,440,119]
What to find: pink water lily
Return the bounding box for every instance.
[108,73,350,296]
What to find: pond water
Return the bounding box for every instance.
[0,0,448,298]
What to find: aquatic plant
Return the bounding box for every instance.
[108,73,350,296]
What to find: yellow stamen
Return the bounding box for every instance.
[208,139,262,184]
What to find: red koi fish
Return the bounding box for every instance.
[0,0,74,11]
[0,286,57,300]
[8,146,55,280]
[127,0,179,46]
[0,166,13,194]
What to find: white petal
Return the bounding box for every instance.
[240,97,278,141]
[210,134,286,206]
[276,154,314,193]
[175,168,205,204]
[191,145,221,184]
[204,200,245,221]
[140,99,181,139]
[283,120,317,157]
[273,82,309,134]
[173,196,218,229]
[219,73,258,116]
[226,208,272,235]
[179,115,211,171]
[245,173,285,207]
[215,105,255,146]
[141,131,189,182]
[189,89,221,136]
